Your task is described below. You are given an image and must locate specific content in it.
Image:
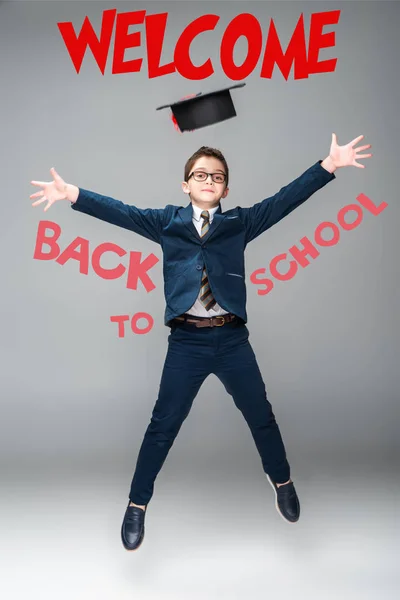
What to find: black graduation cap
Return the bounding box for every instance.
[156,83,246,132]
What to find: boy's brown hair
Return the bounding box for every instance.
[184,146,229,187]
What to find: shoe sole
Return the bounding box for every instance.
[266,474,299,524]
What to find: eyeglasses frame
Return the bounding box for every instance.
[187,170,227,184]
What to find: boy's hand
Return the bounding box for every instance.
[30,167,78,211]
[322,133,372,172]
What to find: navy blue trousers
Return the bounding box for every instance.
[129,318,291,504]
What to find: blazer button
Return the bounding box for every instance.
[196,265,202,270]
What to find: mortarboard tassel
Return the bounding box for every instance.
[171,94,197,133]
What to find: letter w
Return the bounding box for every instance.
[57,9,117,74]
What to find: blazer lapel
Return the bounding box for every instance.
[179,204,201,243]
[179,203,226,243]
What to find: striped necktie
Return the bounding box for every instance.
[199,210,217,311]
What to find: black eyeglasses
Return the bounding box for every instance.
[188,171,226,184]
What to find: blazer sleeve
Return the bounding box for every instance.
[70,188,164,245]
[238,160,336,244]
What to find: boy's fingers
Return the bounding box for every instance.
[50,167,62,181]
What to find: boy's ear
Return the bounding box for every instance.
[222,186,229,199]
[181,181,190,195]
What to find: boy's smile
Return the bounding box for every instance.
[182,156,229,210]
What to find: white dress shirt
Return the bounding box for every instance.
[185,203,230,318]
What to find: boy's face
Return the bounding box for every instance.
[181,156,229,209]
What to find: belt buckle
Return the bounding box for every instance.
[215,316,225,327]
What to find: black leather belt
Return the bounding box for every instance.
[172,313,237,328]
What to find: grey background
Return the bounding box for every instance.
[1,1,399,599]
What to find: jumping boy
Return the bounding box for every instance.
[30,133,372,551]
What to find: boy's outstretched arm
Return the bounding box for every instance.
[239,133,372,245]
[30,168,165,245]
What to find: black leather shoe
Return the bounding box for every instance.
[266,475,300,523]
[121,502,146,551]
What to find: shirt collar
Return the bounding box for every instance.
[191,202,220,222]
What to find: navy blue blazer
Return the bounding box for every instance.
[71,160,335,326]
